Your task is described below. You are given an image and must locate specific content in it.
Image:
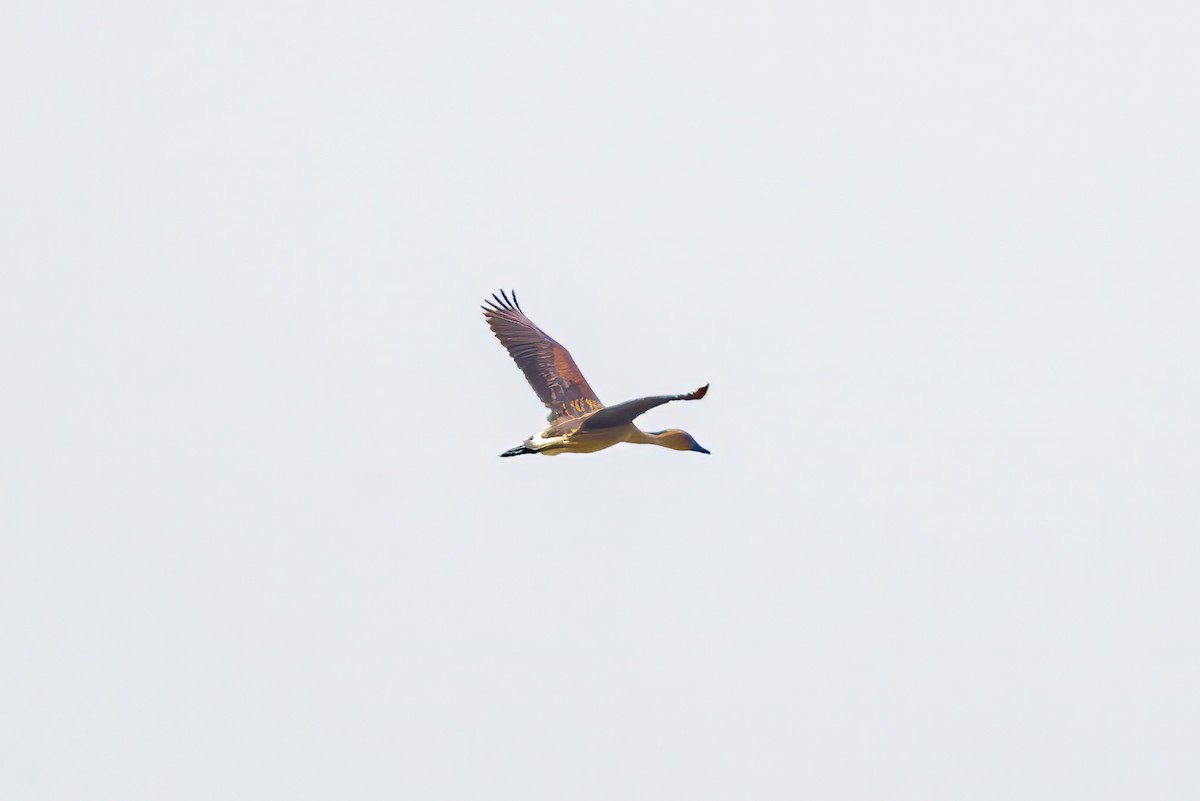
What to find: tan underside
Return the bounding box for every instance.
[532,423,647,455]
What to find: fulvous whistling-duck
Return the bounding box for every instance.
[482,290,710,457]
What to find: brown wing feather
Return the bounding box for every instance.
[482,290,604,422]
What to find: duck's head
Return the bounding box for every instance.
[648,429,710,454]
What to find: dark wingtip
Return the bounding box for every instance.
[484,289,522,314]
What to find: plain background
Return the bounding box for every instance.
[2,2,1198,799]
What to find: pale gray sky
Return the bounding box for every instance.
[2,2,1198,799]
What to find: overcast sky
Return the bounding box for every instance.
[2,2,1198,799]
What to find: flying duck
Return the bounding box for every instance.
[483,290,710,457]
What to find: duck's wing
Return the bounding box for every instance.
[482,290,604,423]
[577,384,708,431]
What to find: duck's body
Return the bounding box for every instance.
[518,424,633,457]
[507,418,707,457]
[482,290,709,457]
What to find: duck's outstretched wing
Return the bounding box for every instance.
[577,384,709,431]
[482,290,604,422]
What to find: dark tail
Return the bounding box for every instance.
[499,444,536,457]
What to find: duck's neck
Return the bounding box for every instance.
[628,427,673,449]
